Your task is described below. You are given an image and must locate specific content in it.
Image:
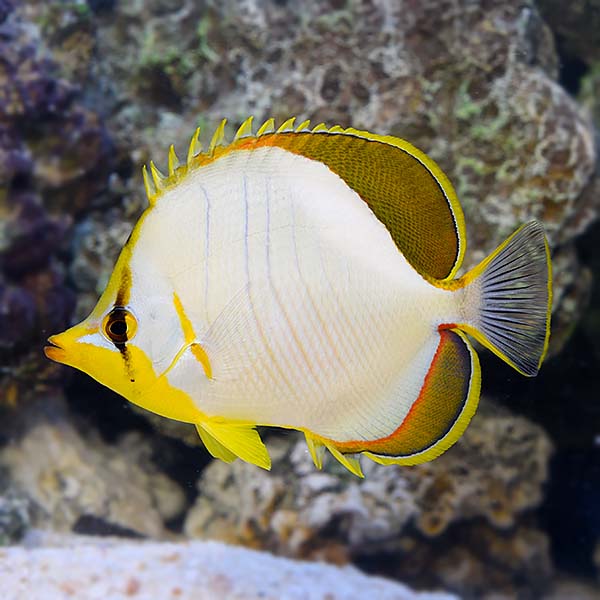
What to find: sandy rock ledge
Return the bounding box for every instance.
[0,538,456,600]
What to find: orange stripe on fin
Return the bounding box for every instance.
[234,131,464,279]
[364,329,481,465]
[310,329,480,465]
[146,118,465,281]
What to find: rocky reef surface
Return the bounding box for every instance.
[184,402,554,596]
[0,537,457,600]
[1,0,599,598]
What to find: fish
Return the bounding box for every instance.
[44,117,552,477]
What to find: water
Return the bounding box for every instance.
[0,1,598,598]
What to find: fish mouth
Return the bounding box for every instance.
[44,336,65,362]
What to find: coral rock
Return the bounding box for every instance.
[0,2,113,401]
[0,418,185,539]
[0,537,457,600]
[78,0,597,353]
[185,401,553,593]
[0,467,31,546]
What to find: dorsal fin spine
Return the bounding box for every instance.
[168,145,180,176]
[187,127,202,165]
[149,161,165,190]
[142,165,157,204]
[208,118,227,154]
[277,117,296,133]
[295,119,311,132]
[256,118,275,136]
[234,116,254,141]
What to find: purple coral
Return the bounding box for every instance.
[0,0,13,25]
[0,285,35,351]
[0,2,111,387]
[1,192,70,277]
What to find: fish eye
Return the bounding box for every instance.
[102,308,137,344]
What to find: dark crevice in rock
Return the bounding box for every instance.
[540,449,600,577]
[73,514,146,539]
[555,35,590,96]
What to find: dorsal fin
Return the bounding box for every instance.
[142,117,466,279]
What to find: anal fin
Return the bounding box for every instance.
[200,420,271,470]
[325,443,364,478]
[195,424,237,463]
[305,433,326,469]
[364,329,480,466]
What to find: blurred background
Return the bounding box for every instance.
[0,0,599,597]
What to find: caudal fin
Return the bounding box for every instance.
[461,221,552,376]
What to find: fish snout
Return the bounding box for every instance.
[44,334,67,363]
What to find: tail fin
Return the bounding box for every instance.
[460,221,552,376]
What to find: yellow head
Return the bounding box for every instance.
[44,219,205,425]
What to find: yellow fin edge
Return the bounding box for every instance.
[141,113,466,273]
[326,444,364,477]
[303,432,363,477]
[364,330,481,466]
[304,432,325,469]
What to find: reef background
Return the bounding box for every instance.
[0,1,599,598]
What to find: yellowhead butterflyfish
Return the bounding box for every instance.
[45,118,552,477]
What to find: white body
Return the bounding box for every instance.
[128,147,466,442]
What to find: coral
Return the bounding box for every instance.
[414,524,552,597]
[0,0,13,24]
[68,208,139,320]
[0,492,30,546]
[0,467,31,546]
[184,401,553,594]
[0,1,113,408]
[0,538,457,600]
[546,580,600,600]
[0,415,186,539]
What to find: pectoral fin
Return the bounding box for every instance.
[200,420,271,470]
[195,424,237,463]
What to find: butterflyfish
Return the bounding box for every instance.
[45,117,552,477]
